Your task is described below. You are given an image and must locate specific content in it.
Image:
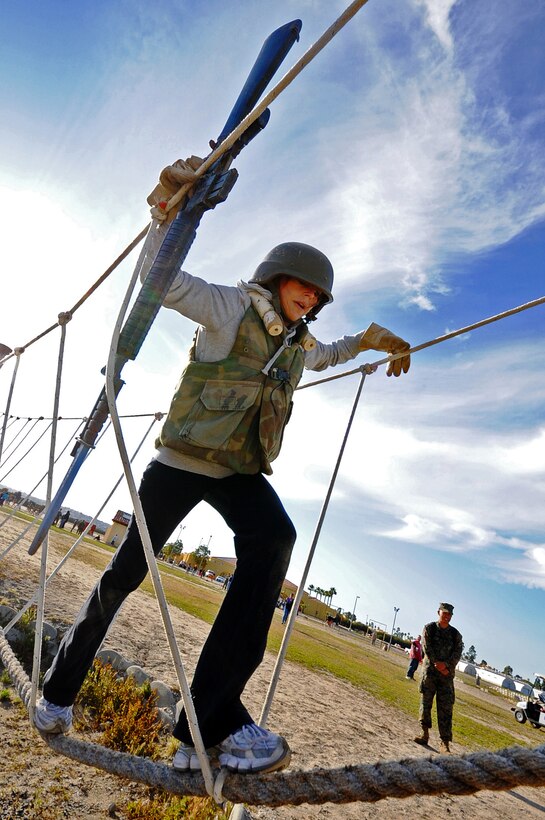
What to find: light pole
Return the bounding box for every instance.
[349,595,360,630]
[389,606,400,649]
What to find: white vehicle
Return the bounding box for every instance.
[512,691,545,729]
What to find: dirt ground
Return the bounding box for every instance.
[1,516,545,819]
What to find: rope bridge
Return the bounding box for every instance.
[2,631,545,807]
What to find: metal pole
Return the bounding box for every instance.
[349,595,360,630]
[389,607,400,649]
[0,348,22,464]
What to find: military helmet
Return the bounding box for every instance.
[250,242,334,319]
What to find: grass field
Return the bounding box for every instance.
[48,534,544,755]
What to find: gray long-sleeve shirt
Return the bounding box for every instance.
[156,270,365,476]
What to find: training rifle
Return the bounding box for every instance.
[28,19,302,555]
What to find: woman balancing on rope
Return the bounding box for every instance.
[35,241,411,774]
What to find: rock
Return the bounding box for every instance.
[0,604,17,626]
[5,626,23,644]
[41,621,58,640]
[157,706,175,730]
[125,665,150,686]
[150,680,176,709]
[96,648,131,672]
[45,640,59,657]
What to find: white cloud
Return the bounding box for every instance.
[415,0,457,54]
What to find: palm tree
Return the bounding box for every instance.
[191,544,211,572]
[308,584,315,597]
[326,587,337,607]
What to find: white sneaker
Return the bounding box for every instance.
[218,723,291,774]
[34,696,73,734]
[172,743,204,772]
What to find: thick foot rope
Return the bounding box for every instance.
[2,631,545,807]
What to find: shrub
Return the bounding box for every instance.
[76,660,162,758]
[126,792,231,819]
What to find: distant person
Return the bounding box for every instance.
[414,603,463,753]
[282,594,294,625]
[370,629,377,645]
[406,635,423,679]
[59,510,70,529]
[53,510,62,527]
[0,489,9,506]
[110,534,119,547]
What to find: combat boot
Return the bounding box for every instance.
[439,739,451,754]
[413,727,429,746]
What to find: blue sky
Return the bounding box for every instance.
[1,0,544,681]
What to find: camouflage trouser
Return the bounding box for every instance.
[419,672,455,741]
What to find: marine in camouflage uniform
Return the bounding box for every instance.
[42,237,411,771]
[414,603,463,753]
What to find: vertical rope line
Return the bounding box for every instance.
[104,264,216,796]
[0,350,23,463]
[29,320,69,723]
[259,370,367,726]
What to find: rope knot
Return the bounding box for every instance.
[58,312,73,325]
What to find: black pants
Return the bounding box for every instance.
[43,459,296,747]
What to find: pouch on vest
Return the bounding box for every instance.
[179,379,261,449]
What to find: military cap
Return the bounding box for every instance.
[438,602,454,613]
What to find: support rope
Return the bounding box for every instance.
[104,237,217,797]
[298,293,545,392]
[0,229,149,367]
[0,420,53,483]
[30,316,71,722]
[0,419,83,537]
[0,419,111,562]
[0,417,34,464]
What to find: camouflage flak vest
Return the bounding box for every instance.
[157,306,305,475]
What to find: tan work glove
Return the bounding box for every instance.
[147,156,204,222]
[358,322,411,377]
